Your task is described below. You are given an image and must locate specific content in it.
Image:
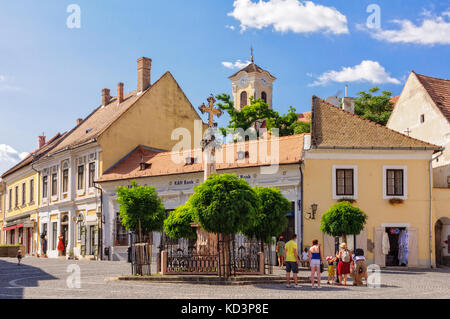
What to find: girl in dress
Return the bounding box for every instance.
[57,233,65,256]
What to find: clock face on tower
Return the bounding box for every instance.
[261,76,268,86]
[239,76,248,88]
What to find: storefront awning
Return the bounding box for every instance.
[3,224,23,231]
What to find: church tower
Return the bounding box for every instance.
[228,53,276,111]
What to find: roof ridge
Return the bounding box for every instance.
[412,71,450,82]
[313,96,442,149]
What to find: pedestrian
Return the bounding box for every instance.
[43,235,48,258]
[57,233,65,257]
[308,239,323,289]
[301,248,309,267]
[284,234,301,288]
[17,249,23,265]
[326,256,336,285]
[337,242,352,286]
[352,248,368,286]
[276,236,286,268]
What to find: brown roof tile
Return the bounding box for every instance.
[311,96,442,150]
[98,134,305,182]
[298,112,311,122]
[413,72,450,123]
[229,63,276,80]
[1,133,66,178]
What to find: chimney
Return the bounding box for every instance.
[137,57,152,92]
[117,82,124,104]
[76,118,83,125]
[102,88,111,106]
[341,97,355,114]
[38,135,46,149]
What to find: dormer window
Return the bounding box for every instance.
[140,162,152,171]
[185,157,197,165]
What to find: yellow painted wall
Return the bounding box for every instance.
[5,171,39,219]
[303,157,432,267]
[98,72,207,173]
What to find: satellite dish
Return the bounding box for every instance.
[325,96,340,107]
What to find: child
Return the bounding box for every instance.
[17,250,23,266]
[301,248,309,267]
[326,256,336,285]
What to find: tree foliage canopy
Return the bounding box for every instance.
[354,87,395,126]
[116,180,166,234]
[188,174,260,235]
[215,94,310,137]
[163,204,197,240]
[320,201,368,238]
[242,187,290,244]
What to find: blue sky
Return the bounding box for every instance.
[0,0,449,171]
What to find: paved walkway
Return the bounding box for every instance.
[1,257,449,299]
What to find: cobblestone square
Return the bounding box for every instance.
[1,257,449,299]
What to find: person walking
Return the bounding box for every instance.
[284,234,301,288]
[57,233,65,257]
[353,248,368,286]
[17,249,23,266]
[276,236,286,268]
[308,239,324,289]
[337,243,352,286]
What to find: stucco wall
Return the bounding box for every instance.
[5,171,39,220]
[303,154,433,267]
[98,72,206,173]
[387,73,450,187]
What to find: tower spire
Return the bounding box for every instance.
[251,46,254,63]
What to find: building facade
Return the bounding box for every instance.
[303,96,443,268]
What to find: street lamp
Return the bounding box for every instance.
[306,203,318,220]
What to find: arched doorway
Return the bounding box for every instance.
[61,215,69,256]
[435,218,450,267]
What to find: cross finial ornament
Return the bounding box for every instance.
[198,95,222,128]
[404,128,411,136]
[251,46,254,63]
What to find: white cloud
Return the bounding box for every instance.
[225,25,236,30]
[222,59,252,70]
[0,74,22,92]
[369,11,450,45]
[228,0,348,34]
[0,144,29,175]
[309,60,401,86]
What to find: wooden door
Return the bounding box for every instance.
[374,227,386,267]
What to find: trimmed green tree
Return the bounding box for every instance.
[320,201,368,244]
[116,180,166,240]
[242,187,290,250]
[189,173,260,277]
[163,204,197,240]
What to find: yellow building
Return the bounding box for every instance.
[29,57,207,259]
[0,180,5,245]
[1,134,64,255]
[302,96,443,268]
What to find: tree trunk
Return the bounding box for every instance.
[223,234,231,278]
[342,234,347,245]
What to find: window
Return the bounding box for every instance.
[52,222,57,250]
[336,169,354,196]
[88,162,95,188]
[8,189,12,210]
[62,168,68,193]
[240,91,248,109]
[15,186,18,208]
[77,165,84,190]
[42,176,48,198]
[51,173,57,196]
[30,179,34,203]
[115,213,128,246]
[261,91,267,103]
[77,214,84,241]
[420,114,425,123]
[22,183,26,206]
[386,169,404,196]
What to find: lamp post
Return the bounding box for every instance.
[96,210,102,260]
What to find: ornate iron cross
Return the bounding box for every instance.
[199,95,222,128]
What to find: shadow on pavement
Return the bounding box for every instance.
[0,258,57,299]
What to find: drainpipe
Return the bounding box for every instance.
[429,150,444,268]
[93,182,103,261]
[299,161,304,252]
